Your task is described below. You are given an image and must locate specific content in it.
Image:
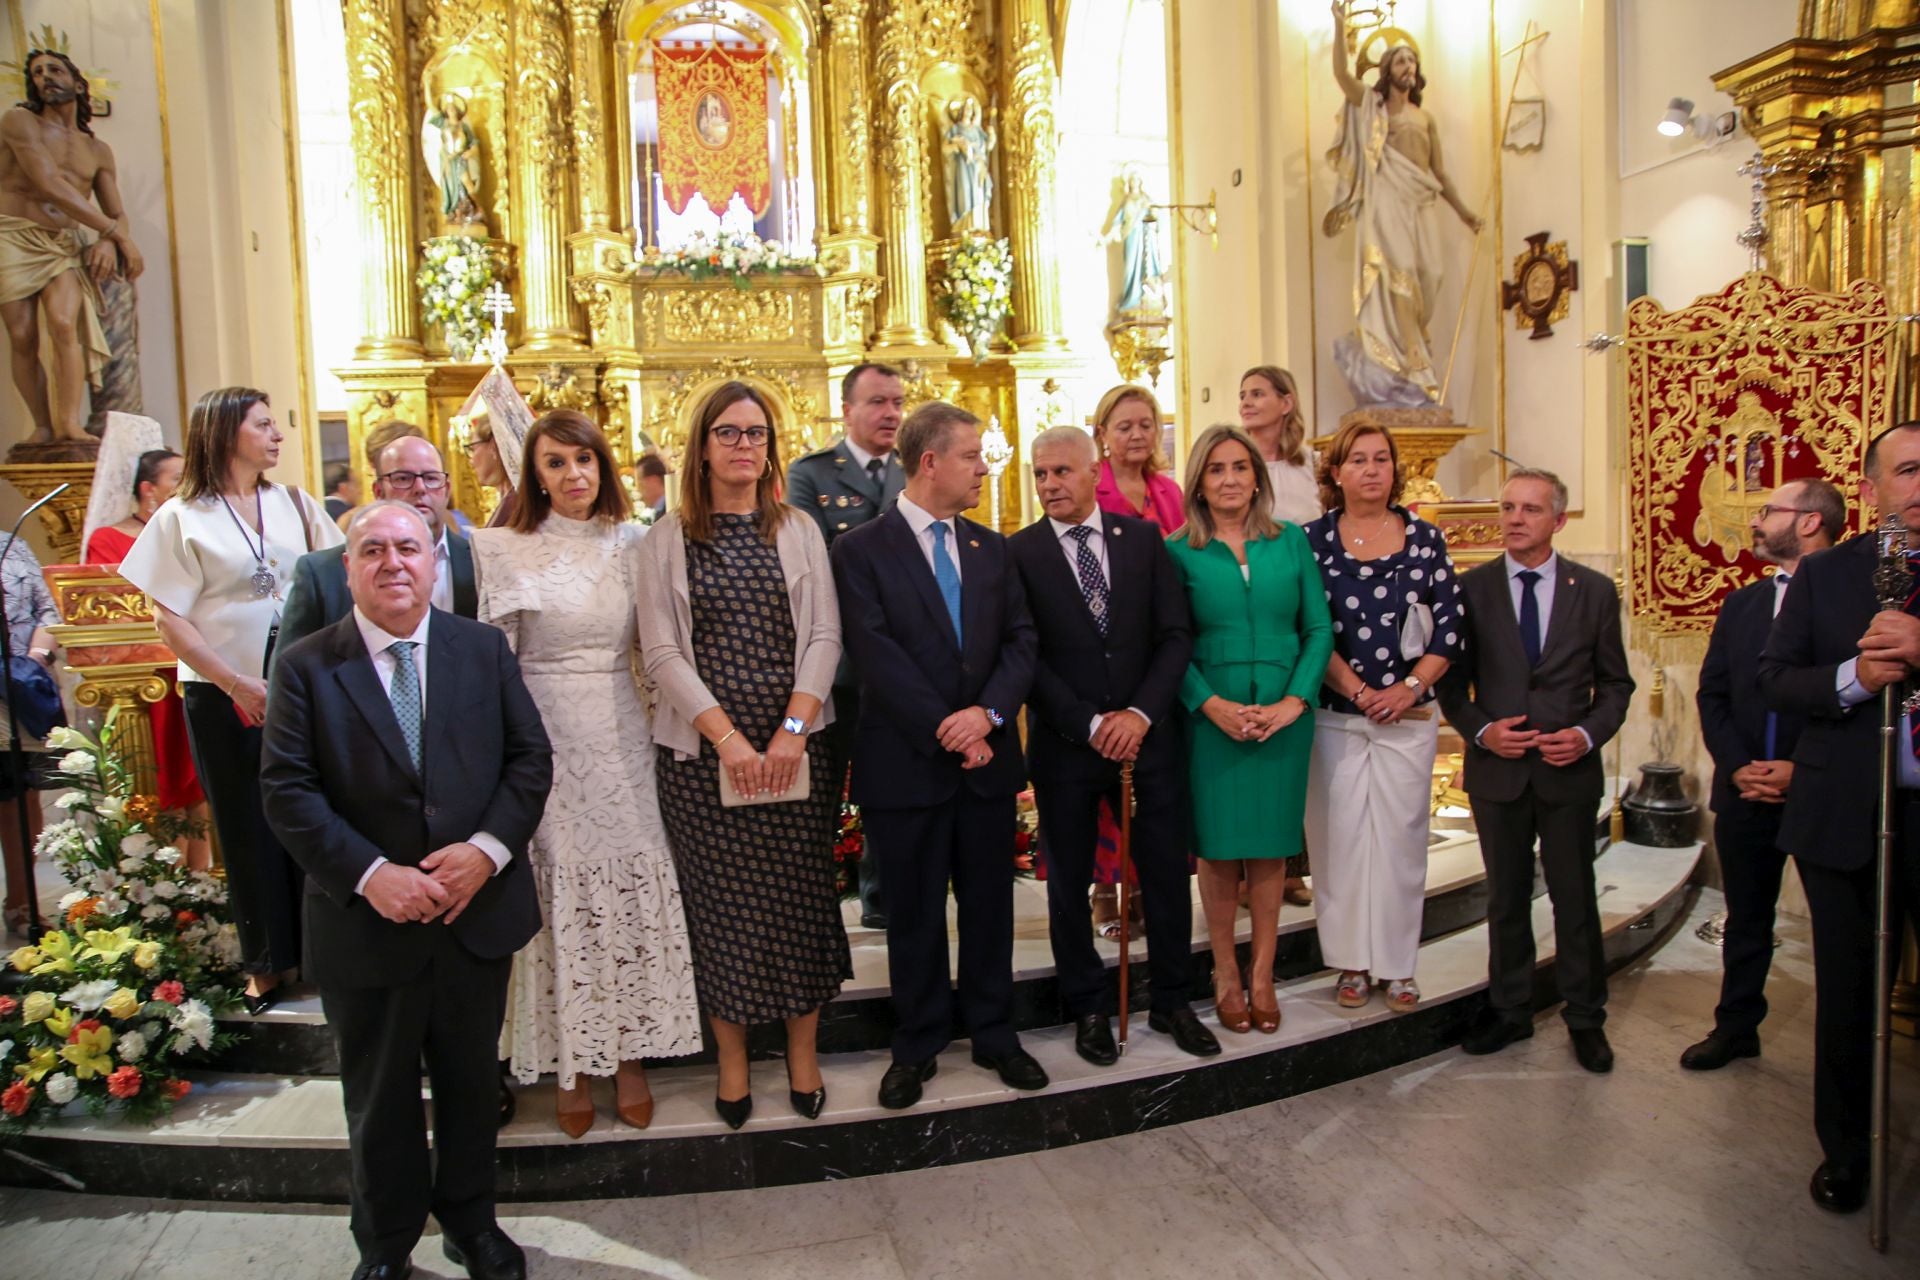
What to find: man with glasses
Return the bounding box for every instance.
[278,434,479,664]
[1687,479,1843,1075]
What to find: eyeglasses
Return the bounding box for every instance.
[379,470,450,492]
[1754,504,1811,521]
[461,437,492,455]
[712,425,771,447]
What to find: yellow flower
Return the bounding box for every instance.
[79,927,137,963]
[20,991,55,1023]
[132,941,162,971]
[12,1045,57,1083]
[102,988,141,1020]
[59,1024,114,1079]
[8,945,40,972]
[29,931,77,975]
[42,1008,74,1041]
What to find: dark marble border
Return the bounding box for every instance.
[0,875,1692,1204]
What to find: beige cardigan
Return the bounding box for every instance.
[636,510,842,761]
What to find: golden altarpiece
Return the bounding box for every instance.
[333,0,1079,530]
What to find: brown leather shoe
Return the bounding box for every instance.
[1214,981,1252,1034]
[555,1081,595,1139]
[1284,878,1313,906]
[614,1067,653,1130]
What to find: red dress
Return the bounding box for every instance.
[84,526,205,812]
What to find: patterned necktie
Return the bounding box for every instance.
[387,640,423,770]
[866,457,886,491]
[928,520,963,645]
[1066,525,1110,636]
[1517,570,1543,667]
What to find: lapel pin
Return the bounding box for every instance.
[969,539,980,548]
[836,496,849,507]
[1112,526,1123,536]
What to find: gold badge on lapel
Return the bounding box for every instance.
[969,539,980,548]
[817,495,831,506]
[836,496,850,507]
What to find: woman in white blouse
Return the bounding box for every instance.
[121,387,343,1013]
[1238,364,1322,906]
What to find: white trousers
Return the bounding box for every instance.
[1303,709,1439,980]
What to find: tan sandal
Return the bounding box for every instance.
[1384,979,1420,1013]
[1335,971,1372,1009]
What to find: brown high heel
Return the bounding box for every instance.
[1214,978,1253,1034]
[555,1080,596,1139]
[1250,984,1282,1034]
[614,1066,654,1130]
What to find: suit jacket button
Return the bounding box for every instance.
[424,805,438,817]
[961,661,972,674]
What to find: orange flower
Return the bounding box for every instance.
[153,980,186,1005]
[125,795,162,824]
[174,910,198,927]
[164,1077,191,1101]
[0,1081,31,1116]
[107,1065,143,1099]
[65,896,99,926]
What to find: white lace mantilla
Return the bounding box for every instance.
[473,515,704,1085]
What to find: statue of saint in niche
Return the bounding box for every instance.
[943,97,995,236]
[1100,170,1169,320]
[1324,0,1483,409]
[0,49,142,453]
[423,91,486,233]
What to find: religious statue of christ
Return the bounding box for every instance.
[0,49,142,451]
[1324,0,1482,409]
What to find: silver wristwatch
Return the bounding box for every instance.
[781,715,808,736]
[1404,675,1425,695]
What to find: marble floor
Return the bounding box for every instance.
[5,891,1919,1279]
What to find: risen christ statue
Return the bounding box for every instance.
[0,50,141,446]
[1324,1,1481,408]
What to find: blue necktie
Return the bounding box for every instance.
[1517,570,1543,667]
[929,521,963,645]
[387,640,423,770]
[1066,525,1111,636]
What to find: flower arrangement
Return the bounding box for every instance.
[938,236,1015,363]
[833,793,866,901]
[636,231,820,290]
[417,236,497,361]
[0,718,243,1133]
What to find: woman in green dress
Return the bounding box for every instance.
[1165,424,1334,1034]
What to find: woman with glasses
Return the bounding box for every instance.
[463,417,519,529]
[637,381,850,1129]
[475,410,701,1138]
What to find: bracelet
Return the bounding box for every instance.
[714,728,738,749]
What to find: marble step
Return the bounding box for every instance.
[218,828,1518,1075]
[0,841,1699,1203]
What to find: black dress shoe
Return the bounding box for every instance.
[1148,1006,1223,1058]
[714,1091,753,1130]
[443,1227,526,1280]
[789,1086,826,1119]
[349,1262,411,1280]
[1073,1013,1118,1066]
[1460,1010,1534,1056]
[1570,1027,1614,1074]
[241,987,280,1017]
[1679,1031,1760,1071]
[860,912,889,930]
[1809,1160,1866,1214]
[879,1058,937,1109]
[971,1046,1050,1091]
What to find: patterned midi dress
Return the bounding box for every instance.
[655,513,852,1024]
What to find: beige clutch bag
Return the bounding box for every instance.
[718,755,812,807]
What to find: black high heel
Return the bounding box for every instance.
[789,1086,826,1119]
[714,1091,753,1130]
[241,987,280,1017]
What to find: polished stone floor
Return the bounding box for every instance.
[4,890,1918,1279]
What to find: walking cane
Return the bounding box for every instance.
[1869,513,1909,1252]
[1117,761,1136,1055]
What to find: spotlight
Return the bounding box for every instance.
[1658,97,1695,138]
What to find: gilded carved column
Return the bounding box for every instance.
[343,0,421,360]
[870,2,936,350]
[515,0,585,351]
[1001,1,1069,351]
[566,0,612,233]
[822,0,872,237]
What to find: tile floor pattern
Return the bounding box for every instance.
[4,890,1919,1279]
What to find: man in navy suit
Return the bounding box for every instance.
[1759,422,1920,1213]
[831,400,1044,1108]
[1686,478,1842,1072]
[1008,426,1218,1065]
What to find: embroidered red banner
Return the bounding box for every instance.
[653,42,772,216]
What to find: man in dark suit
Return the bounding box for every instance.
[261,501,551,1280]
[1436,467,1635,1074]
[1685,478,1843,1072]
[789,362,908,928]
[832,400,1044,1108]
[1758,422,1920,1214]
[1008,426,1218,1064]
[279,435,477,662]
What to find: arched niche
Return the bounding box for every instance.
[417,43,510,245]
[614,1,821,252]
[920,62,994,242]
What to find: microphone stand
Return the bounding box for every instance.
[1,484,70,942]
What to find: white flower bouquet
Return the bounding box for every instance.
[938,236,1015,362]
[637,231,821,290]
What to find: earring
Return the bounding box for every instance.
[762,458,773,477]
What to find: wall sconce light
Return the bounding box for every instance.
[1658,97,1738,142]
[1143,190,1218,249]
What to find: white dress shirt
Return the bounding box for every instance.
[349,606,511,895]
[844,437,893,476]
[1475,550,1591,753]
[1047,511,1151,739]
[896,494,962,582]
[431,531,453,614]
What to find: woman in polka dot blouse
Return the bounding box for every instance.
[1300,421,1465,1013]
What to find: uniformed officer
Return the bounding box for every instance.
[787,362,907,928]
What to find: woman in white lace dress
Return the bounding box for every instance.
[472,409,702,1138]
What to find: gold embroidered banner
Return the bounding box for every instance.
[1624,272,1887,641]
[654,42,772,217]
